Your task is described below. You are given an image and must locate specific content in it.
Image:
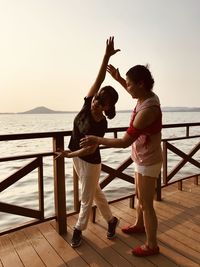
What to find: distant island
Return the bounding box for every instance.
[0,106,200,114]
[19,106,76,114]
[0,106,77,114]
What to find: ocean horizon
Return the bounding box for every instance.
[1,105,200,115]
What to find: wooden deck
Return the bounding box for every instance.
[0,180,199,267]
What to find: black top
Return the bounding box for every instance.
[68,96,107,164]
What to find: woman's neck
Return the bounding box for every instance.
[138,91,154,105]
[91,110,104,122]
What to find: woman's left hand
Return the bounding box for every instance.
[54,150,65,159]
[55,150,71,159]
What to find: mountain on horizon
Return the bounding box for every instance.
[20,106,55,114]
[19,106,75,114]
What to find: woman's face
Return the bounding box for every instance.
[91,92,109,112]
[126,76,141,99]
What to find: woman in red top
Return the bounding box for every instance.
[81,64,162,257]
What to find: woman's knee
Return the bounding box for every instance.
[81,193,94,205]
[138,198,154,211]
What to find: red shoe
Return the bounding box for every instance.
[121,225,145,234]
[132,245,160,257]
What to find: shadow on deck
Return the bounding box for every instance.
[0,179,200,267]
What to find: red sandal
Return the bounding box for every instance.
[132,245,160,257]
[121,225,145,234]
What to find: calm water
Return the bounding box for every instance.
[0,111,199,231]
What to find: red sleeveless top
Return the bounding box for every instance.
[126,94,163,165]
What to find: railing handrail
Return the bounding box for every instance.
[162,135,200,141]
[161,122,200,128]
[0,131,71,141]
[0,122,199,236]
[0,122,199,141]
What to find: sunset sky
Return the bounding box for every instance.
[0,0,200,112]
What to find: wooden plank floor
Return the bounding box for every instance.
[0,179,199,267]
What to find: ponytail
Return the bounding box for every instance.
[105,105,116,119]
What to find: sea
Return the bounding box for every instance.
[0,111,199,231]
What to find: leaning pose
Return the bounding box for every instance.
[56,37,120,248]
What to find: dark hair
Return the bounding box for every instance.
[126,65,154,91]
[105,105,116,119]
[100,86,118,119]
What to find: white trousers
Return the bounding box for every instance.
[73,157,113,231]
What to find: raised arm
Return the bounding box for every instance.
[87,36,120,97]
[107,64,127,92]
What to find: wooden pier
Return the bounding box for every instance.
[0,179,199,267]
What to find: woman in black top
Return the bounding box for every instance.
[55,37,120,248]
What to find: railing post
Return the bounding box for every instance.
[129,196,135,208]
[162,141,168,185]
[186,126,189,137]
[38,157,44,220]
[194,175,199,185]
[129,174,135,208]
[178,180,183,190]
[155,173,162,201]
[53,135,67,235]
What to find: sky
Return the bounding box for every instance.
[0,0,200,113]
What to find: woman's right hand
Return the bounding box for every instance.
[80,135,99,147]
[107,64,121,82]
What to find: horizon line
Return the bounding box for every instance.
[0,105,200,114]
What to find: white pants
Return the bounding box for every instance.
[73,157,113,231]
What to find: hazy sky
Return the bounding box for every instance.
[0,0,200,112]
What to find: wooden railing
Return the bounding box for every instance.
[162,123,200,188]
[0,157,44,220]
[0,122,199,236]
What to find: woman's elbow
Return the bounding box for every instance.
[122,143,130,149]
[119,140,130,148]
[121,139,132,148]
